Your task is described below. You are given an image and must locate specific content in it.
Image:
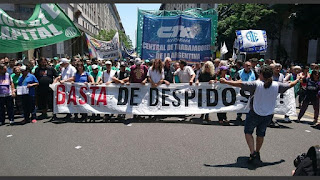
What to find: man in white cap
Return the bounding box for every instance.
[53,58,76,121]
[102,60,117,122]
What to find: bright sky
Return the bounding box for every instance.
[116,3,161,49]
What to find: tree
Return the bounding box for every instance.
[217,4,275,57]
[95,29,133,49]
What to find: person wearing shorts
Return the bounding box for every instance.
[220,65,301,164]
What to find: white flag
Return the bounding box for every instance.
[220,42,228,55]
[232,49,237,60]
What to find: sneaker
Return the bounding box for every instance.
[255,151,261,162]
[284,117,291,122]
[248,152,257,164]
[31,119,37,123]
[9,121,15,126]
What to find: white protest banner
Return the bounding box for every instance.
[50,83,296,116]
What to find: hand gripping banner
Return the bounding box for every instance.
[50,83,296,116]
[0,4,81,53]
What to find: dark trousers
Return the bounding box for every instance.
[14,95,23,114]
[298,97,319,120]
[21,95,36,121]
[217,113,227,121]
[0,96,14,123]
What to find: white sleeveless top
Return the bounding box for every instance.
[253,80,279,116]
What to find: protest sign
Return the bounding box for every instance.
[235,30,268,53]
[0,4,81,53]
[141,15,212,62]
[50,83,296,116]
[85,32,120,59]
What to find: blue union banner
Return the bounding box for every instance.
[141,15,212,62]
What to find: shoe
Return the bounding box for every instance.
[312,120,318,125]
[296,119,301,123]
[9,121,15,126]
[255,151,261,163]
[31,119,37,123]
[236,117,242,122]
[284,117,291,123]
[21,119,27,124]
[248,151,261,164]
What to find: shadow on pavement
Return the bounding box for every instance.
[204,156,285,170]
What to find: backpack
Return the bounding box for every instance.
[293,145,320,176]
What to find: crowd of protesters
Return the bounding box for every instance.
[1,55,320,130]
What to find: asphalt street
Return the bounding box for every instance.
[0,106,319,176]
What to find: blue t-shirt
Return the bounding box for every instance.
[238,69,256,82]
[18,73,39,96]
[75,72,90,83]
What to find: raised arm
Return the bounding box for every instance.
[220,78,243,87]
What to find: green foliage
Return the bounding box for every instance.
[217,4,275,49]
[95,29,133,49]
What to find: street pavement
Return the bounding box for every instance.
[0,106,319,176]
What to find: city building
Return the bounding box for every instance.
[0,3,125,60]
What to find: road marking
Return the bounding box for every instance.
[75,146,82,149]
[126,124,132,127]
[6,135,13,138]
[305,130,311,133]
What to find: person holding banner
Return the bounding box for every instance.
[283,65,302,122]
[11,66,22,116]
[127,58,148,121]
[0,64,16,126]
[163,57,175,83]
[220,65,301,164]
[18,65,39,124]
[53,58,77,121]
[214,66,231,125]
[102,61,117,122]
[89,64,103,122]
[174,60,195,85]
[113,62,130,121]
[196,61,215,122]
[71,61,94,122]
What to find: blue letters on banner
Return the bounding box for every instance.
[235,30,268,53]
[142,15,212,62]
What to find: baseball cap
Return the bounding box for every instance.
[60,58,70,63]
[219,66,229,71]
[145,59,150,63]
[120,62,126,67]
[92,65,98,70]
[53,57,58,60]
[135,58,142,65]
[114,58,118,61]
[20,65,27,71]
[259,58,265,62]
[106,61,112,65]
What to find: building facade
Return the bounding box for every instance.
[0,3,124,60]
[160,3,218,11]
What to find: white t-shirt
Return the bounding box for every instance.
[174,66,195,83]
[253,81,279,116]
[102,70,116,83]
[147,67,164,84]
[61,64,77,80]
